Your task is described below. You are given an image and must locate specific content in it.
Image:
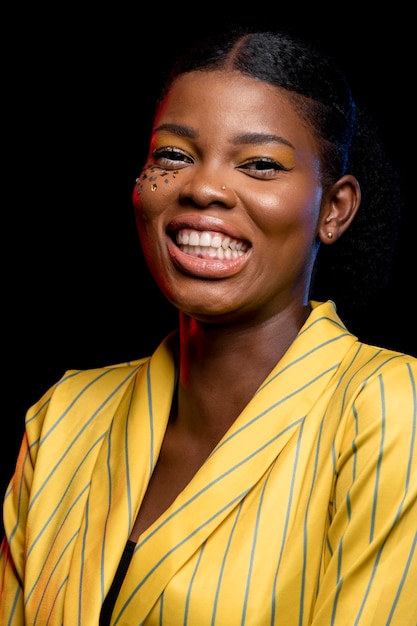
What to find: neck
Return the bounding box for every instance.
[172,303,311,441]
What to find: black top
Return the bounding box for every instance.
[99,539,136,626]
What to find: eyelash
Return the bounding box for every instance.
[240,157,290,178]
[151,147,290,179]
[151,147,192,168]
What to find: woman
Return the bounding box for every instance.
[1,29,416,625]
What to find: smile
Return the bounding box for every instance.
[176,229,249,260]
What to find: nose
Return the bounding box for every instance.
[179,170,235,209]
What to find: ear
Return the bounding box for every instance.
[318,174,361,244]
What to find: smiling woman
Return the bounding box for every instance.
[134,69,338,314]
[1,27,416,626]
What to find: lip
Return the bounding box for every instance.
[167,214,248,239]
[166,214,252,279]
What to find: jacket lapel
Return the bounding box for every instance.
[111,301,357,622]
[64,334,178,624]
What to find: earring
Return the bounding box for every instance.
[221,185,226,190]
[327,232,333,239]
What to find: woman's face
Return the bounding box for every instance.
[133,70,325,324]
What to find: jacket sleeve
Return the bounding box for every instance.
[312,358,417,625]
[0,386,53,625]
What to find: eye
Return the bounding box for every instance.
[238,157,291,179]
[151,146,194,169]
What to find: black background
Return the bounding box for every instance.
[3,6,416,533]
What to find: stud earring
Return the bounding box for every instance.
[221,185,226,190]
[327,232,333,239]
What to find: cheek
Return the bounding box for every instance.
[253,182,322,236]
[132,167,176,223]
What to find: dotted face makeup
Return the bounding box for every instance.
[136,169,179,195]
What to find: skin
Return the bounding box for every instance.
[130,70,360,540]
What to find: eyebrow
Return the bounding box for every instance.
[153,124,295,149]
[154,123,197,138]
[233,132,294,149]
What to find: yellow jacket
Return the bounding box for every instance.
[1,301,417,625]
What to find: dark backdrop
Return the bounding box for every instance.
[3,7,415,535]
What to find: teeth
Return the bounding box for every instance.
[189,231,200,246]
[199,231,211,247]
[176,229,248,258]
[180,245,243,259]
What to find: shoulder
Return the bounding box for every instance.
[50,356,149,405]
[24,357,150,443]
[334,342,417,448]
[342,341,417,400]
[58,356,149,394]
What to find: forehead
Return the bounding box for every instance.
[154,70,316,149]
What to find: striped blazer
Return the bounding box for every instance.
[1,301,416,625]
